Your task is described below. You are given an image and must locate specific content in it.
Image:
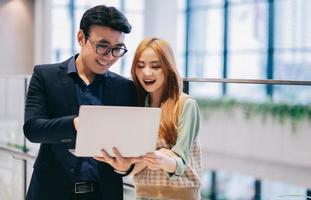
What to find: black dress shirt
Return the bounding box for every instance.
[68,56,107,181]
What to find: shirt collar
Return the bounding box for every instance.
[67,54,108,79]
[67,55,78,75]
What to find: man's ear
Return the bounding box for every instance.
[77,30,86,46]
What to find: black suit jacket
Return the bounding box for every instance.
[23,57,136,200]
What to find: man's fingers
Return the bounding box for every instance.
[101,149,115,164]
[112,147,125,163]
[144,153,159,159]
[73,117,79,131]
[131,157,144,163]
[93,156,105,162]
[145,152,156,156]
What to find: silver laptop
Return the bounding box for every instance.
[72,105,161,157]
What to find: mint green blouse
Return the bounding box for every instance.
[145,94,201,177]
[171,96,200,176]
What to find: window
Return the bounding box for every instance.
[273,0,311,104]
[50,0,144,77]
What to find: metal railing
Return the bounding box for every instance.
[1,76,311,200]
[183,77,311,85]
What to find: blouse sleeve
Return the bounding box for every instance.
[167,97,200,177]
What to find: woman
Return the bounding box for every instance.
[131,38,202,200]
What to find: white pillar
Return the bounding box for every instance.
[34,0,52,65]
[0,0,35,75]
[144,0,178,51]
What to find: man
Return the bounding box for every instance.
[24,5,137,200]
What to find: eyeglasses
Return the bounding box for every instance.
[87,37,128,58]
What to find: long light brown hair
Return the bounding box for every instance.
[131,38,183,146]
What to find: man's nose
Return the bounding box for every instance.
[102,50,115,61]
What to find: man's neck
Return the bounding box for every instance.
[75,55,95,85]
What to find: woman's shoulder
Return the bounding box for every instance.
[179,93,197,105]
[179,93,199,114]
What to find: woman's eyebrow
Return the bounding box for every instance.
[137,61,160,64]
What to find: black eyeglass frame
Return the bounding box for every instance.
[87,37,128,58]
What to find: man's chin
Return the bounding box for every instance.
[101,64,112,70]
[95,66,110,74]
[96,69,109,75]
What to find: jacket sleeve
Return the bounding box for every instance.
[23,66,77,144]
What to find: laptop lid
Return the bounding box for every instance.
[74,105,161,157]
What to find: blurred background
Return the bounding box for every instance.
[0,0,311,199]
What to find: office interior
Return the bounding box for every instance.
[1,0,311,199]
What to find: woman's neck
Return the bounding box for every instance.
[149,93,162,107]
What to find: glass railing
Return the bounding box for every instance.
[185,78,311,200]
[1,75,311,200]
[0,75,31,200]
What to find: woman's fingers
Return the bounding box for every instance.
[144,161,160,170]
[143,157,159,164]
[143,157,162,170]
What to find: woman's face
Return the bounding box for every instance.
[135,47,165,98]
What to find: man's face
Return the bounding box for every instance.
[78,25,125,75]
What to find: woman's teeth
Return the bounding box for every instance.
[144,80,156,85]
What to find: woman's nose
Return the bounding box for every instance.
[143,68,152,76]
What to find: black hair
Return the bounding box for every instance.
[79,5,132,37]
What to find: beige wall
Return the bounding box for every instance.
[0,0,34,75]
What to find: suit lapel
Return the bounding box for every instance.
[56,66,117,108]
[50,61,80,173]
[58,65,79,114]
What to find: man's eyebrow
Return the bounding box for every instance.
[114,42,126,47]
[97,39,109,44]
[97,39,125,47]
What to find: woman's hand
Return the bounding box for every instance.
[143,149,177,173]
[94,147,143,172]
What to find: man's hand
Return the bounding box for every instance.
[73,117,79,131]
[94,147,143,172]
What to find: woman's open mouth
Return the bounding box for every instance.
[143,80,156,86]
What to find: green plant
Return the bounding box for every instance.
[6,142,30,153]
[196,98,311,131]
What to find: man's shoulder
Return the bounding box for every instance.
[34,58,71,72]
[107,71,133,83]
